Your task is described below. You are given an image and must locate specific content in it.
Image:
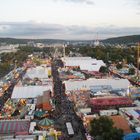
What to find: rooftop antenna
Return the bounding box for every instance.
[97,32,99,41]
[53,45,58,58]
[94,32,100,46]
[63,44,66,58]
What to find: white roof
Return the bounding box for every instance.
[62,57,105,71]
[127,110,139,119]
[66,122,74,135]
[11,86,52,99]
[64,78,130,91]
[29,122,36,133]
[24,66,51,79]
[136,127,140,133]
[79,108,91,114]
[62,57,92,60]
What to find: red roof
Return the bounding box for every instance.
[0,120,30,135]
[109,115,132,134]
[90,97,133,106]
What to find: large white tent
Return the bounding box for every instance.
[11,86,52,99]
[64,78,130,91]
[61,57,105,71]
[24,66,51,79]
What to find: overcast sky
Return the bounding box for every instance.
[0,0,140,40]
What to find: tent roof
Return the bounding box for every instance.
[0,120,30,135]
[38,118,54,126]
[24,66,51,79]
[62,57,105,71]
[11,86,52,99]
[64,78,130,91]
[34,110,46,117]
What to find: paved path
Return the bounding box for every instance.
[52,59,86,140]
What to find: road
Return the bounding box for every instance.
[52,59,86,140]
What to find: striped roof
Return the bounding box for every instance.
[0,120,30,135]
[38,118,54,126]
[90,97,133,106]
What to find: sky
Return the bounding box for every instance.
[0,0,140,40]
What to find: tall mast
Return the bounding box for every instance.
[63,44,66,58]
[137,42,140,78]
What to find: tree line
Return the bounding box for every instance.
[0,46,52,78]
[66,46,137,65]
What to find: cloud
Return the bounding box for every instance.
[0,22,65,36]
[0,22,140,40]
[85,0,94,5]
[55,0,94,5]
[132,0,140,5]
[124,0,140,11]
[124,0,140,15]
[125,0,140,7]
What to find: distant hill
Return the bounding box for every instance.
[0,35,140,45]
[102,35,140,44]
[0,38,65,44]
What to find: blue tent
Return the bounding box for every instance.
[123,133,140,140]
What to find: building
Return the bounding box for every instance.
[11,86,52,99]
[0,44,19,54]
[64,78,130,92]
[90,97,133,112]
[0,119,30,135]
[36,91,53,111]
[36,43,45,48]
[61,57,105,72]
[99,109,118,116]
[119,107,140,129]
[24,66,51,80]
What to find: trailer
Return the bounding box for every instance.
[66,122,74,136]
[100,109,118,116]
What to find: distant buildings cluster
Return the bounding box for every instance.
[0,39,138,55]
[0,43,19,54]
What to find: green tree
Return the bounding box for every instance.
[116,63,123,69]
[90,116,123,140]
[128,68,135,75]
[99,66,108,74]
[0,62,11,77]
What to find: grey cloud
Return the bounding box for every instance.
[86,0,94,5]
[0,22,140,40]
[0,22,66,36]
[67,25,95,34]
